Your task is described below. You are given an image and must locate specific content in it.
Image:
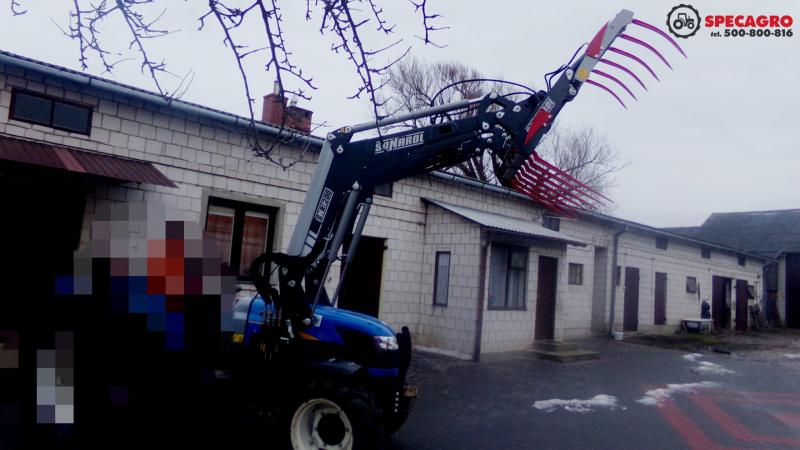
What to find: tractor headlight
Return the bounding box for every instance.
[373,335,398,351]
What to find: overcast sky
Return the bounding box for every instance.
[1,0,798,227]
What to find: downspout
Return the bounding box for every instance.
[473,231,490,362]
[608,226,628,337]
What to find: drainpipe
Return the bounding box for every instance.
[608,226,628,337]
[473,231,490,362]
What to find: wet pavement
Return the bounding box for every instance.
[387,337,800,449]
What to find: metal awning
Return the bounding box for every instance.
[0,134,176,187]
[423,198,587,246]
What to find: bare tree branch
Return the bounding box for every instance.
[16,0,447,169]
[9,0,25,15]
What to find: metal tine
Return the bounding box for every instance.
[599,58,647,91]
[631,19,687,58]
[620,34,672,70]
[608,47,659,81]
[586,79,627,109]
[592,69,637,100]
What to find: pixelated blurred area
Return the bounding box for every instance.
[1,202,242,447]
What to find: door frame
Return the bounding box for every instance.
[534,255,559,341]
[623,267,640,332]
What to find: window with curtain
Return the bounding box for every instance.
[488,244,528,309]
[205,198,276,278]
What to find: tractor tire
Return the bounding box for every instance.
[672,19,684,30]
[288,382,383,450]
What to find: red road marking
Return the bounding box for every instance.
[771,413,800,429]
[659,400,739,450]
[691,395,800,446]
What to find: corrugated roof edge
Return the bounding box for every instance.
[428,172,772,262]
[0,49,324,148]
[0,49,772,262]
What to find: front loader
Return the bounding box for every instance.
[226,9,686,450]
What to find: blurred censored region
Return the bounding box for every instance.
[1,202,241,447]
[55,202,238,348]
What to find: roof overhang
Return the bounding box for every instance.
[423,198,587,247]
[0,134,176,187]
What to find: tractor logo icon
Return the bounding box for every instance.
[667,4,701,38]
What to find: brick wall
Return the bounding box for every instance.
[0,61,770,356]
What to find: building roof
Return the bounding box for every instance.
[423,198,588,247]
[0,49,323,148]
[671,209,800,258]
[0,49,773,261]
[0,134,175,187]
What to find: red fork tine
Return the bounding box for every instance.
[586,79,627,109]
[631,18,687,58]
[608,46,659,81]
[599,58,647,91]
[592,69,637,100]
[620,34,672,70]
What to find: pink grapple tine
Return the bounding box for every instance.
[599,58,647,91]
[632,18,687,58]
[593,69,637,100]
[608,46,659,81]
[620,34,672,70]
[586,79,626,109]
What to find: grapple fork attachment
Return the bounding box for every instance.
[505,10,685,215]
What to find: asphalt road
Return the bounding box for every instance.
[386,338,800,450]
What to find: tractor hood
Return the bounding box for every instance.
[307,305,396,345]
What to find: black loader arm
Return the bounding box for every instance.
[250,8,685,329]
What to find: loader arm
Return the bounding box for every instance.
[250,9,685,331]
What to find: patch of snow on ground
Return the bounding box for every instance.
[682,353,704,362]
[784,353,800,359]
[533,394,621,413]
[692,361,735,375]
[637,382,720,406]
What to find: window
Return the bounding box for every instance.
[656,236,668,250]
[686,276,698,294]
[205,198,277,278]
[374,182,393,197]
[701,247,711,259]
[568,263,583,285]
[738,256,746,267]
[9,89,92,135]
[488,244,527,309]
[542,216,560,232]
[433,252,450,306]
[747,284,756,299]
[615,265,621,286]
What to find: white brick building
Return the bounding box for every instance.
[0,50,769,361]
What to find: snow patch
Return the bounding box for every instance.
[784,353,800,359]
[637,382,720,406]
[682,353,704,362]
[692,361,735,375]
[533,394,622,413]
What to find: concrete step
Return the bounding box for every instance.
[534,340,578,353]
[529,349,600,363]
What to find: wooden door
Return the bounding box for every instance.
[535,256,558,340]
[623,267,640,332]
[654,272,667,325]
[735,279,749,331]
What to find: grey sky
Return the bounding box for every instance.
[1,0,798,227]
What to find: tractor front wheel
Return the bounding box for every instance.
[288,383,382,450]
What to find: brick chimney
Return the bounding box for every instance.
[261,81,313,133]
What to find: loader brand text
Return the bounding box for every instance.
[374,132,424,154]
[706,14,794,38]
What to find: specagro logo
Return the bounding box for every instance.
[667,4,701,39]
